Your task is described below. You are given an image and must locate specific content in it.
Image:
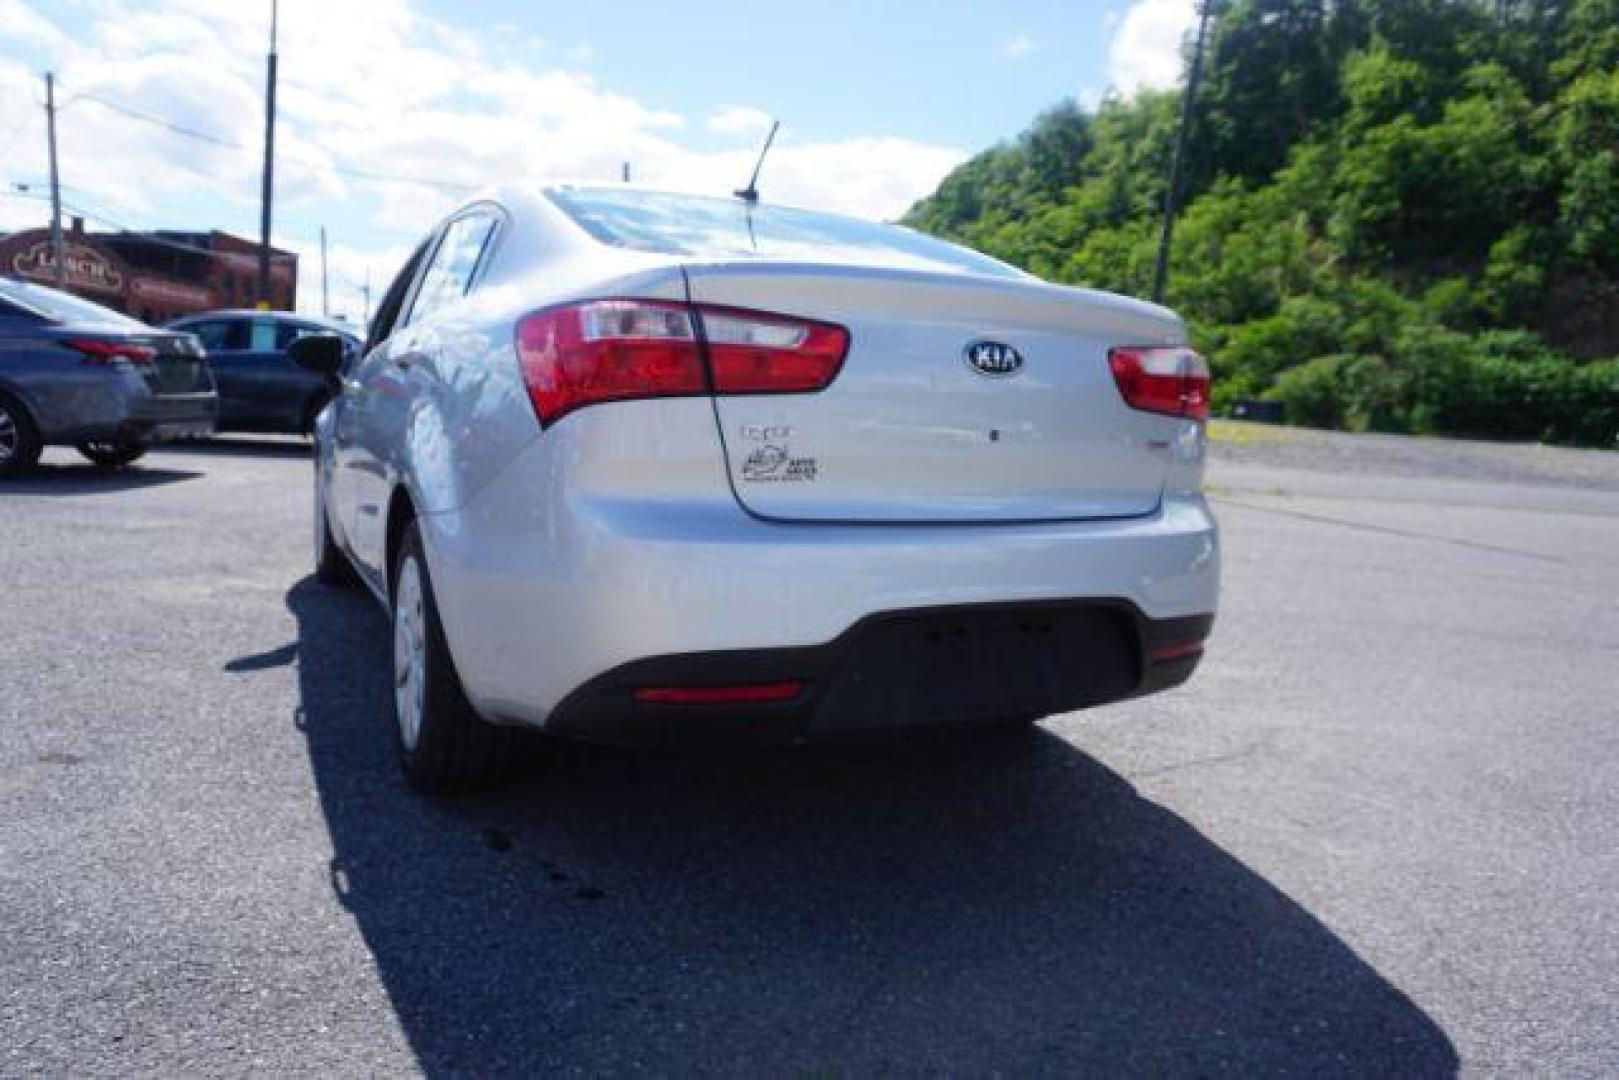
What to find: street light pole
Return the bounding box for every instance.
[257,0,279,308]
[45,72,65,289]
[1152,0,1216,305]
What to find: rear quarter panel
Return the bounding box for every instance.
[401,232,693,517]
[0,332,136,437]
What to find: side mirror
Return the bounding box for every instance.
[289,333,346,381]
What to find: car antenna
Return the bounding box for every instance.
[733,119,780,205]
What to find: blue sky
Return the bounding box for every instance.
[434,0,1122,150]
[0,0,1193,320]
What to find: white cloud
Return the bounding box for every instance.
[0,0,965,321]
[999,34,1038,60]
[1107,0,1195,95]
[652,135,966,221]
[706,105,773,140]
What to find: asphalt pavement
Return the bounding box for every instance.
[2,429,1616,1076]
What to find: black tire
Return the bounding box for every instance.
[76,440,148,468]
[0,393,43,475]
[312,462,359,587]
[390,521,517,794]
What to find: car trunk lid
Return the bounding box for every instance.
[54,329,213,395]
[685,261,1187,524]
[139,332,212,395]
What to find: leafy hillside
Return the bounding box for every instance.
[905,0,1619,446]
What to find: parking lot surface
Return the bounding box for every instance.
[3,431,1617,1076]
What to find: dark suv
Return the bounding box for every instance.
[0,278,217,473]
[167,311,361,435]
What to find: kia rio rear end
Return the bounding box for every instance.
[299,185,1219,793]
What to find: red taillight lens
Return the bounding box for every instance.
[632,681,806,705]
[514,300,848,427]
[702,306,848,393]
[65,339,156,366]
[1108,345,1210,420]
[516,300,705,425]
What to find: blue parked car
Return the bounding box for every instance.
[166,310,361,435]
[0,277,217,473]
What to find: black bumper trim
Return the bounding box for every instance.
[542,600,1213,749]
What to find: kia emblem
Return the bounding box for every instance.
[964,340,1024,377]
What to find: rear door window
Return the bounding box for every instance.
[185,320,249,351]
[402,210,498,327]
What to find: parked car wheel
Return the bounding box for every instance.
[76,440,147,468]
[312,459,358,587]
[0,394,44,475]
[391,521,516,794]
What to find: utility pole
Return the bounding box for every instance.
[319,225,329,317]
[361,267,371,328]
[622,161,630,183]
[44,72,65,289]
[257,0,279,309]
[1152,0,1215,305]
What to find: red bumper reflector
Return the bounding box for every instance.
[633,681,806,705]
[1148,640,1206,664]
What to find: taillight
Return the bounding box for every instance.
[701,306,847,393]
[66,339,156,366]
[515,299,848,426]
[1108,345,1209,420]
[516,300,705,425]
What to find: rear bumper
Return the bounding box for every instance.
[545,602,1212,748]
[31,375,217,444]
[117,393,218,442]
[420,441,1220,733]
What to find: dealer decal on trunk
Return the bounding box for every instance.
[742,444,818,482]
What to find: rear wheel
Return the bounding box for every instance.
[0,395,43,475]
[391,522,516,794]
[76,439,147,468]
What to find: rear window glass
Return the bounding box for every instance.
[545,187,1027,280]
[0,279,145,328]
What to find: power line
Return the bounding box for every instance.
[4,186,264,261]
[63,82,477,194]
[70,93,246,151]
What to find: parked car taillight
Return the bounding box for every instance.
[515,299,848,426]
[65,339,156,367]
[1107,345,1210,421]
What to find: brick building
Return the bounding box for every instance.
[0,219,295,323]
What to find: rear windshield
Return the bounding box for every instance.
[0,279,145,328]
[546,187,1027,280]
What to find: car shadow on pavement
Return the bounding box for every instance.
[284,577,1457,1077]
[0,463,201,495]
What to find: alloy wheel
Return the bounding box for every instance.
[393,555,427,752]
[0,405,16,464]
